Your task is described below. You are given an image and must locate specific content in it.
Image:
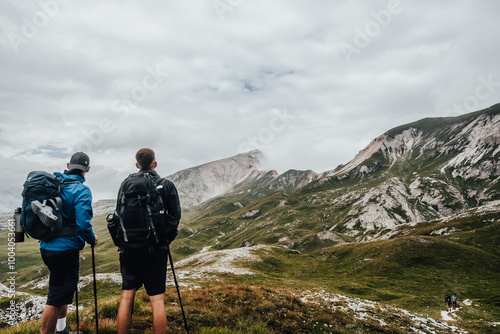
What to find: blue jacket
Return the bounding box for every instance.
[39,172,96,251]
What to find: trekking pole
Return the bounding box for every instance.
[75,285,79,333]
[92,244,99,334]
[167,246,189,334]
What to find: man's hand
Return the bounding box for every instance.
[94,235,99,246]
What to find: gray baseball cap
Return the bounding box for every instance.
[69,152,90,172]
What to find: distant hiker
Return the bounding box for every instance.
[39,152,99,334]
[111,148,181,334]
[451,293,458,310]
[445,295,452,312]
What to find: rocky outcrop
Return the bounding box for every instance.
[441,113,500,179]
[299,105,500,238]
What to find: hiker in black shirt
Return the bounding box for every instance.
[115,148,181,334]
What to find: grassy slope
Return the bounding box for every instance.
[2,283,431,334]
[181,198,500,333]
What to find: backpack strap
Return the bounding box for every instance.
[153,177,168,218]
[117,174,134,243]
[116,208,129,243]
[143,173,160,243]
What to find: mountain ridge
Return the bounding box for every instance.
[177,104,499,243]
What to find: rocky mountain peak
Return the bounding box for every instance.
[167,150,265,207]
[329,105,500,179]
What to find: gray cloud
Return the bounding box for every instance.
[0,0,499,212]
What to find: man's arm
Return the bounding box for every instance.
[163,180,181,222]
[162,179,181,243]
[74,186,97,245]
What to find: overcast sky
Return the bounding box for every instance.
[1,0,499,213]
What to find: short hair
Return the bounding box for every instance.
[136,148,156,170]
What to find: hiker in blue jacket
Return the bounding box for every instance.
[40,152,99,334]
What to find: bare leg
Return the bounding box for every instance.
[117,289,136,334]
[41,305,61,334]
[58,304,68,318]
[149,293,166,334]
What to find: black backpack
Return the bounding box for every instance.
[108,172,173,249]
[20,171,78,241]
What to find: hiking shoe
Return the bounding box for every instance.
[55,324,70,334]
[55,325,83,334]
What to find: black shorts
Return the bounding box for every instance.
[120,248,167,296]
[41,249,79,307]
